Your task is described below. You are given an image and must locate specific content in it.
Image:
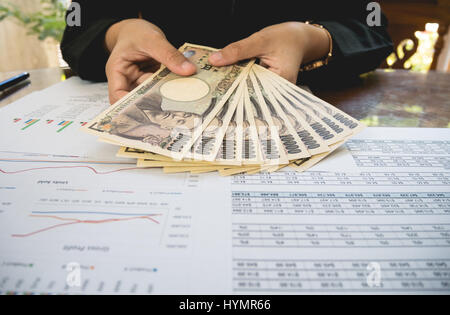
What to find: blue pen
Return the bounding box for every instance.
[0,72,30,92]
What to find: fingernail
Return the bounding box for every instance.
[210,52,223,63]
[181,61,195,72]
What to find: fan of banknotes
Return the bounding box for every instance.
[82,43,365,176]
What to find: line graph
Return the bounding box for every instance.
[0,165,148,175]
[31,211,161,216]
[12,214,161,238]
[0,159,136,166]
[0,150,82,158]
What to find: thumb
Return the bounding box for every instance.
[149,37,197,76]
[209,33,264,66]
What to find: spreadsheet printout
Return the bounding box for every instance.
[231,128,450,293]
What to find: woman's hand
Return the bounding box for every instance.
[105,19,197,104]
[208,22,330,83]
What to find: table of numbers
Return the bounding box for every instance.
[352,155,450,169]
[233,259,450,292]
[232,192,450,216]
[346,139,450,155]
[232,223,450,248]
[231,171,450,186]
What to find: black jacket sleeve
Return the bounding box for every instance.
[61,1,138,82]
[61,1,393,84]
[300,7,393,85]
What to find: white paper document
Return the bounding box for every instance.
[0,80,449,294]
[230,128,450,293]
[0,78,127,162]
[0,164,232,294]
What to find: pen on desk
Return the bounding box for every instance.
[0,72,30,92]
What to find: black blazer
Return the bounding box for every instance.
[61,0,393,85]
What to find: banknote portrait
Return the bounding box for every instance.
[103,92,217,146]
[86,45,251,157]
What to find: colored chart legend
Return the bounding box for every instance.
[57,121,73,133]
[21,119,40,130]
[14,118,80,132]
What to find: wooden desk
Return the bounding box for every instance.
[313,69,450,129]
[1,68,449,128]
[0,68,69,108]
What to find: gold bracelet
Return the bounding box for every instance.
[300,22,333,72]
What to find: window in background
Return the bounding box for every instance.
[381,0,450,73]
[386,23,440,72]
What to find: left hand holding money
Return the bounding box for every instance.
[208,22,330,84]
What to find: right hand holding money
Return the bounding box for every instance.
[208,22,331,84]
[105,19,197,104]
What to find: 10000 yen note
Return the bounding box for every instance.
[258,66,354,138]
[259,66,365,135]
[117,146,213,166]
[253,69,330,156]
[186,81,244,162]
[82,43,253,160]
[253,66,342,145]
[241,81,263,165]
[215,85,244,165]
[286,81,366,135]
[251,70,312,160]
[136,158,210,168]
[246,76,288,166]
[117,146,173,161]
[119,83,246,166]
[290,138,348,173]
[163,166,226,174]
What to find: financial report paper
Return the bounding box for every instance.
[0,78,122,162]
[0,79,449,294]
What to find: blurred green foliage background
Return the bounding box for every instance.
[0,0,66,41]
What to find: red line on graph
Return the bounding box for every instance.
[12,214,160,238]
[0,165,148,175]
